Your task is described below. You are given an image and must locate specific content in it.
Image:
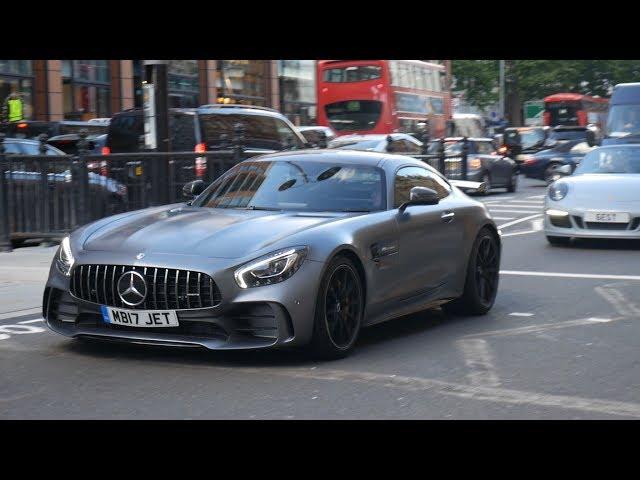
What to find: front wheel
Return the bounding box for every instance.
[309,256,364,359]
[482,172,492,196]
[443,227,500,316]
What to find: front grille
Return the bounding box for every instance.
[70,265,221,310]
[585,222,630,231]
[572,216,584,229]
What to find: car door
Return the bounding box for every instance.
[479,140,510,184]
[392,166,465,305]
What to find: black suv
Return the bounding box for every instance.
[106,104,308,154]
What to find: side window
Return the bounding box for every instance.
[274,119,304,149]
[2,142,22,154]
[400,139,422,154]
[170,113,196,151]
[394,166,451,207]
[476,142,493,155]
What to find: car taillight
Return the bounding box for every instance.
[524,157,537,165]
[101,146,110,155]
[195,143,206,154]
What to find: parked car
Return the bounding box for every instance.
[426,137,518,193]
[544,145,640,245]
[47,133,108,156]
[43,149,501,358]
[297,126,337,147]
[0,120,109,140]
[520,127,598,184]
[327,133,424,154]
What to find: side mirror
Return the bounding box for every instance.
[557,164,572,176]
[399,187,439,212]
[183,179,206,199]
[585,129,598,147]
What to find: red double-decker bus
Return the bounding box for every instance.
[316,60,452,137]
[543,93,608,129]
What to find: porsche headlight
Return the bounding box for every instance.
[548,182,568,201]
[234,247,308,289]
[55,236,75,276]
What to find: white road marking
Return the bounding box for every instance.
[456,338,501,387]
[232,367,640,418]
[509,312,534,317]
[482,196,515,201]
[0,308,41,320]
[595,285,640,317]
[532,218,544,230]
[501,229,539,238]
[501,270,640,281]
[0,324,45,335]
[18,319,44,324]
[527,195,546,199]
[497,214,543,229]
[508,200,545,204]
[489,209,541,214]
[491,217,515,221]
[465,317,622,339]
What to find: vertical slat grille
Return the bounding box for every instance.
[70,264,221,309]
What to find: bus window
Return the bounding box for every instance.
[324,100,382,131]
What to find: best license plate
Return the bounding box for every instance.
[100,306,179,327]
[584,212,630,223]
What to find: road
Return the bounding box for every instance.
[2,175,640,419]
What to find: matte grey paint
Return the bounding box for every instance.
[44,150,499,350]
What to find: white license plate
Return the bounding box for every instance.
[100,306,179,327]
[584,212,630,223]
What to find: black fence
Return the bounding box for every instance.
[0,133,471,252]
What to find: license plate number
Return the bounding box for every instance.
[584,212,630,223]
[100,306,179,327]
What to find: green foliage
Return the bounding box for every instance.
[452,60,640,108]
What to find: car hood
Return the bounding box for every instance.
[82,205,353,258]
[563,174,640,203]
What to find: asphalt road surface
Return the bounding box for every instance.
[2,176,640,419]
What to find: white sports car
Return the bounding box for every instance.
[544,145,640,245]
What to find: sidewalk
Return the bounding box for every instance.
[0,245,58,315]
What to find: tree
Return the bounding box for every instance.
[451,60,499,110]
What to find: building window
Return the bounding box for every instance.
[0,60,34,121]
[216,60,266,106]
[279,60,316,126]
[62,60,111,120]
[168,60,200,108]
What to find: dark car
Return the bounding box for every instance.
[106,105,308,154]
[502,126,550,166]
[0,120,108,140]
[297,126,337,147]
[427,137,518,194]
[520,126,598,184]
[47,133,108,156]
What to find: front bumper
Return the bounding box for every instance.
[544,207,640,239]
[43,255,326,350]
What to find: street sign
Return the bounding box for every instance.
[143,83,157,150]
[524,100,544,126]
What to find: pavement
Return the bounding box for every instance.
[1,175,640,419]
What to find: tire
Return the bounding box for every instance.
[506,170,518,192]
[482,172,492,195]
[546,235,571,246]
[309,255,364,360]
[544,162,563,185]
[443,227,500,316]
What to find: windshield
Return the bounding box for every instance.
[426,141,463,155]
[520,129,546,149]
[575,147,640,174]
[546,101,580,126]
[606,105,640,137]
[325,100,382,132]
[194,160,385,212]
[548,130,586,142]
[328,139,381,151]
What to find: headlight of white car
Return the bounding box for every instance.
[234,246,308,289]
[55,236,75,276]
[548,182,569,201]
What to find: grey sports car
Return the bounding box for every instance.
[43,150,501,358]
[545,145,640,245]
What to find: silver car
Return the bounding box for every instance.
[43,150,500,358]
[545,145,640,245]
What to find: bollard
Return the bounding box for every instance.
[233,122,245,163]
[0,133,12,252]
[461,136,469,181]
[437,138,446,176]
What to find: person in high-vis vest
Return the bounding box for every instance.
[3,92,24,123]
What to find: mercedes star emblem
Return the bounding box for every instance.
[117,271,148,306]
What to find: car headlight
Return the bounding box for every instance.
[468,157,482,170]
[234,246,308,289]
[55,236,75,276]
[548,182,568,201]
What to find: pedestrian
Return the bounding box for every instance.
[2,90,24,124]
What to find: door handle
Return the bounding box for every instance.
[441,211,455,223]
